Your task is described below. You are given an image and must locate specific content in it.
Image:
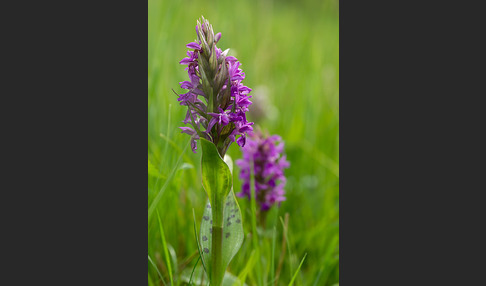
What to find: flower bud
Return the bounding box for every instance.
[215,32,222,43]
[207,25,214,51]
[209,46,218,76]
[214,60,228,96]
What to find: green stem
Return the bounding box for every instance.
[250,159,263,286]
[210,181,225,286]
[210,190,224,286]
[208,90,214,114]
[210,226,224,286]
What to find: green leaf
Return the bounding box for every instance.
[199,153,244,282]
[200,138,232,227]
[235,250,258,286]
[223,154,233,172]
[148,254,166,286]
[200,191,244,274]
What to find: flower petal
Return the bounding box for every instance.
[186,42,201,50]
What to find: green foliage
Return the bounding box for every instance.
[199,143,242,286]
[289,253,307,286]
[200,192,244,282]
[249,161,263,286]
[200,138,233,227]
[148,0,339,285]
[157,209,174,286]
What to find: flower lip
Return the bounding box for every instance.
[186,42,201,50]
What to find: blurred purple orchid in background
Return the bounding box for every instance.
[236,130,290,212]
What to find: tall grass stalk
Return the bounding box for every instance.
[249,159,263,286]
[288,253,307,286]
[157,209,174,285]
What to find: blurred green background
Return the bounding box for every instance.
[148,0,339,285]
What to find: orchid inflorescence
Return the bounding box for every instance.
[177,16,253,156]
[173,17,291,286]
[236,130,290,211]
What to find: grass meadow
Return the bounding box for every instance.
[148,0,339,285]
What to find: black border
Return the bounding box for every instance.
[341,1,485,284]
[2,1,148,284]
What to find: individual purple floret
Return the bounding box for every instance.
[176,16,253,156]
[236,131,290,211]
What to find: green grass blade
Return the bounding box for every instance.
[167,244,179,285]
[270,225,277,285]
[148,254,167,286]
[234,249,257,286]
[157,209,174,286]
[288,253,307,286]
[193,208,207,274]
[249,158,263,286]
[314,234,339,285]
[280,215,294,280]
[155,103,172,188]
[163,103,172,158]
[312,266,324,286]
[189,256,201,286]
[148,139,190,220]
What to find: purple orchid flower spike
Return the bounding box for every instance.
[175,16,253,157]
[236,130,290,214]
